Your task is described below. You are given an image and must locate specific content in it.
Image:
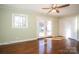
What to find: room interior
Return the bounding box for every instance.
[0,4,78,54]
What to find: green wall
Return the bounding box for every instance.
[0,7,58,43]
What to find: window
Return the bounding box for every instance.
[12,14,28,28]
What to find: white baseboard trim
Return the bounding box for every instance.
[0,38,37,45]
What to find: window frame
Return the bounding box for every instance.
[12,13,28,29]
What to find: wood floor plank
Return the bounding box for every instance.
[0,37,78,54]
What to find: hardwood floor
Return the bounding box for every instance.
[0,37,78,54]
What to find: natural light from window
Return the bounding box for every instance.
[12,14,28,28]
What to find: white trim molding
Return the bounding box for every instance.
[0,38,37,45]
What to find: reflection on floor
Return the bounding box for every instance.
[39,38,77,54]
[39,38,52,54]
[0,37,78,54]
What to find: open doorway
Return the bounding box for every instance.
[37,17,52,38]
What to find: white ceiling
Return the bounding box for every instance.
[0,4,79,17]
